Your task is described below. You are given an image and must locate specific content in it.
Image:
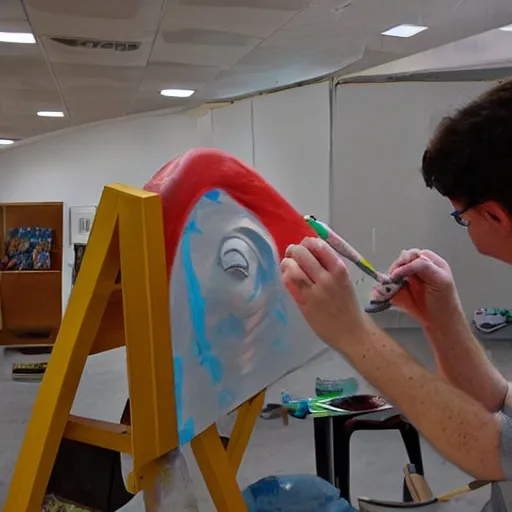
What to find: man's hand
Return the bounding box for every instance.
[376,249,464,328]
[376,249,509,413]
[280,237,368,346]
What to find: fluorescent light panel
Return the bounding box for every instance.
[0,139,14,146]
[0,32,36,44]
[37,111,64,118]
[382,24,428,38]
[160,89,195,98]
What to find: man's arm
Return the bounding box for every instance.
[337,316,504,481]
[424,311,509,413]
[280,239,507,481]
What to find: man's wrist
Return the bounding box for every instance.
[331,314,379,355]
[423,304,468,339]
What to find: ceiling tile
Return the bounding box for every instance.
[63,88,135,105]
[366,5,512,57]
[40,36,152,67]
[0,56,56,90]
[139,62,221,92]
[67,103,133,124]
[161,5,299,39]
[27,0,143,19]
[171,0,309,10]
[262,18,368,52]
[280,4,352,30]
[2,0,512,140]
[0,89,65,120]
[307,0,354,8]
[207,46,363,99]
[62,88,135,124]
[0,39,44,58]
[339,49,400,75]
[25,0,164,41]
[0,0,26,21]
[161,28,261,47]
[0,115,68,139]
[52,64,143,90]
[129,91,200,115]
[0,19,33,33]
[150,39,256,67]
[336,0,424,33]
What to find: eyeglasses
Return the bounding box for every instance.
[450,207,471,227]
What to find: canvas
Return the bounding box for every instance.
[143,148,327,445]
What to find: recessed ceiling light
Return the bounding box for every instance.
[0,32,36,44]
[382,24,428,38]
[499,24,512,31]
[37,111,65,118]
[0,139,14,146]
[160,89,195,98]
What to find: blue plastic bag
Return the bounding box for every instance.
[243,474,357,512]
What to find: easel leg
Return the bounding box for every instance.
[4,194,120,512]
[192,424,248,512]
[227,391,265,472]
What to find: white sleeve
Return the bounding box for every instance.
[498,405,512,479]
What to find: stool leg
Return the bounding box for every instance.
[402,477,413,502]
[314,417,333,484]
[399,423,424,475]
[333,427,352,503]
[399,422,424,502]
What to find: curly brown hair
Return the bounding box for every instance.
[422,80,512,212]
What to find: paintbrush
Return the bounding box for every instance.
[304,215,406,313]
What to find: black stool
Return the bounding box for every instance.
[314,408,424,504]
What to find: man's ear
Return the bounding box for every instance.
[480,201,512,231]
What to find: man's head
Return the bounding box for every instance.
[422,79,512,263]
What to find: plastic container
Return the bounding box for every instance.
[243,474,357,512]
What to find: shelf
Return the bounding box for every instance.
[1,271,62,331]
[0,202,63,344]
[0,270,60,274]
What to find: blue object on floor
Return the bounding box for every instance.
[243,474,357,512]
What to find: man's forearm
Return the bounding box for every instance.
[335,317,504,481]
[424,312,508,412]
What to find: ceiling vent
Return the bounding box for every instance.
[50,37,140,52]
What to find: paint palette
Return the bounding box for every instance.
[313,394,392,416]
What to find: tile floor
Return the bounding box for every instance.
[0,328,510,511]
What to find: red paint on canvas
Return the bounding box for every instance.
[144,148,315,275]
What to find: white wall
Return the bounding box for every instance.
[5,78,507,320]
[208,84,331,221]
[0,82,331,308]
[252,85,331,222]
[332,80,512,316]
[0,113,199,305]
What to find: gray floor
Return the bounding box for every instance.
[1,328,510,510]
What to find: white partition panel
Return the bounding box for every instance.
[211,101,254,166]
[252,83,331,222]
[332,80,511,316]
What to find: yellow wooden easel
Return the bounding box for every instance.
[4,183,264,512]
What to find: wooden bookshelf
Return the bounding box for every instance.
[0,202,63,346]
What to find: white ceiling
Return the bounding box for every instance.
[345,26,512,78]
[1,0,512,140]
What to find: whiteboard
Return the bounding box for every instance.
[252,83,331,222]
[332,80,512,314]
